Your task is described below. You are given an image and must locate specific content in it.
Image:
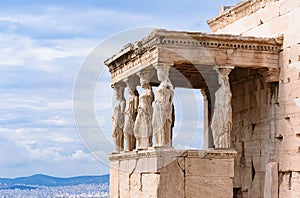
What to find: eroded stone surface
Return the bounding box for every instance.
[264,162,278,198]
[210,0,300,197]
[109,149,236,198]
[106,0,300,197]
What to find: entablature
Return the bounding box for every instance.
[104,29,282,86]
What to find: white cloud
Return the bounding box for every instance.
[41,116,69,126]
[47,133,76,144]
[0,127,107,177]
[0,34,95,73]
[0,0,244,177]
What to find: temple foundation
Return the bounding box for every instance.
[109,149,236,198]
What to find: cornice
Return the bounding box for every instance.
[105,29,283,73]
[207,0,278,32]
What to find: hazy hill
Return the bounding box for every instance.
[0,174,109,188]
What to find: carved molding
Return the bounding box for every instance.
[104,30,282,84]
[108,149,237,161]
[207,0,279,32]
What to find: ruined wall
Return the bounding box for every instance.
[230,68,278,197]
[213,0,300,197]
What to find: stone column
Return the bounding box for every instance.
[201,88,213,149]
[134,69,154,150]
[111,82,126,153]
[153,64,174,148]
[123,77,139,151]
[211,66,234,149]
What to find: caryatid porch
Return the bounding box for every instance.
[104,29,282,197]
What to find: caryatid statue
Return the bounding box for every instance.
[211,67,234,148]
[153,65,174,147]
[111,83,126,153]
[123,78,139,151]
[134,70,154,150]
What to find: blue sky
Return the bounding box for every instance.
[0,0,241,178]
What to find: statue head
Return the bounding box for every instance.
[124,77,138,96]
[155,65,171,82]
[128,87,135,95]
[137,69,153,87]
[141,82,150,89]
[217,68,232,85]
[112,83,124,100]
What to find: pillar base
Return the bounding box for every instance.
[109,148,236,198]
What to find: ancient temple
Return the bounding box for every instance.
[104,0,300,197]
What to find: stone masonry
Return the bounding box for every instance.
[105,0,300,197]
[208,0,300,197]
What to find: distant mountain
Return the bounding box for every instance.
[0,174,109,188]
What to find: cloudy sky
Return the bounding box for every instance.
[0,0,241,178]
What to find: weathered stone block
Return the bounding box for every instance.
[277,135,299,155]
[119,159,129,172]
[289,153,300,171]
[268,14,289,37]
[252,122,270,140]
[244,22,271,37]
[263,1,280,22]
[244,140,261,157]
[278,171,300,198]
[110,161,119,198]
[129,173,141,198]
[158,160,184,198]
[264,162,278,198]
[275,118,294,137]
[291,172,300,196]
[185,176,233,198]
[186,158,234,177]
[241,167,253,190]
[279,0,300,16]
[252,155,269,173]
[148,156,163,172]
[243,12,261,33]
[248,172,263,198]
[284,29,300,49]
[141,173,160,197]
[119,170,129,198]
[109,149,236,197]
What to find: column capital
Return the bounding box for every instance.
[137,68,154,85]
[154,64,171,72]
[264,68,280,83]
[216,66,234,75]
[123,76,138,90]
[153,62,174,68]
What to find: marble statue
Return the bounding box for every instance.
[153,66,174,147]
[211,68,233,148]
[123,81,139,151]
[134,71,154,149]
[112,83,126,153]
